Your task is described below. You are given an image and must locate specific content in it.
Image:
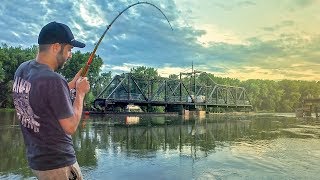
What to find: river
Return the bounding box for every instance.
[0,111,320,179]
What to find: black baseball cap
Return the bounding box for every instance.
[38,21,85,48]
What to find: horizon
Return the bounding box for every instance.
[1,0,320,81]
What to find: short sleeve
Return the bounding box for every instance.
[47,78,74,120]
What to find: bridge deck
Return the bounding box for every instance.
[99,99,252,108]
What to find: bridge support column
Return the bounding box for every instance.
[189,110,206,117]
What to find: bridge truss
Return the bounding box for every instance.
[93,72,252,112]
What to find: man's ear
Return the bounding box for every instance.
[51,43,61,53]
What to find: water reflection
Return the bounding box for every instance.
[1,111,320,179]
[0,111,33,178]
[74,114,317,168]
[125,116,140,125]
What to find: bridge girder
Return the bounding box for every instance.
[94,72,252,110]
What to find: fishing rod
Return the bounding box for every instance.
[81,1,173,77]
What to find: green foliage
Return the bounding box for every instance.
[84,91,95,110]
[129,66,160,101]
[91,71,112,97]
[0,44,105,108]
[0,44,37,107]
[169,74,179,80]
[130,66,159,79]
[58,51,103,86]
[0,61,5,82]
[240,79,319,112]
[169,72,320,113]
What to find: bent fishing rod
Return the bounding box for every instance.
[81,1,173,77]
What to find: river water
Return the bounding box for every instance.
[0,111,320,179]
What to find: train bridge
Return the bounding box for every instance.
[93,71,252,113]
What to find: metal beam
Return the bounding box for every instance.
[130,75,148,101]
[106,77,127,99]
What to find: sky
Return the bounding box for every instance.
[1,0,320,81]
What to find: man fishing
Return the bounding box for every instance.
[12,21,89,179]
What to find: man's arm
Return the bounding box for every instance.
[60,77,90,135]
[68,68,82,89]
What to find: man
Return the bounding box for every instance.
[12,21,90,179]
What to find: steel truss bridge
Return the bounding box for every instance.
[93,71,252,112]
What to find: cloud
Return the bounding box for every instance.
[237,1,256,7]
[77,0,107,27]
[292,0,316,7]
[196,24,246,45]
[158,66,189,77]
[1,0,320,81]
[199,33,320,80]
[211,0,256,11]
[262,20,295,32]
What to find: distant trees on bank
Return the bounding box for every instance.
[1,44,320,112]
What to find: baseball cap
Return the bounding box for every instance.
[38,21,85,48]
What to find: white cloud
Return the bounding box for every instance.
[71,20,87,40]
[114,34,127,41]
[103,63,145,73]
[78,0,107,27]
[196,24,247,46]
[11,31,20,38]
[39,0,53,21]
[112,45,119,50]
[158,66,191,77]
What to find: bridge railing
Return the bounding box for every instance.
[109,93,145,101]
[151,95,187,102]
[107,94,250,106]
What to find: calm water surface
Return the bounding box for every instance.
[1,111,320,179]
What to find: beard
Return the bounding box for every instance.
[56,49,68,70]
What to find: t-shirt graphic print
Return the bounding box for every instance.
[13,77,40,133]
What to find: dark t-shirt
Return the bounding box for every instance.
[12,60,76,171]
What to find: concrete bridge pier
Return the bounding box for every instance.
[190,106,206,118]
[165,104,206,117]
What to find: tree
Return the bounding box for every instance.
[0,44,37,107]
[0,62,4,82]
[169,74,179,80]
[58,51,103,85]
[91,71,112,97]
[278,80,301,112]
[130,66,159,79]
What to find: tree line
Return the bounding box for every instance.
[1,44,320,112]
[0,44,111,109]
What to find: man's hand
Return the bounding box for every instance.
[60,76,90,135]
[76,77,90,96]
[68,68,83,89]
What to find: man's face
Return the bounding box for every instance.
[56,44,73,70]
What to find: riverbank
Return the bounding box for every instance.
[0,108,15,112]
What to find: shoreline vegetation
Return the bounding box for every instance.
[1,44,320,113]
[0,108,15,112]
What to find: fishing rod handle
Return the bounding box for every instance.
[81,64,90,77]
